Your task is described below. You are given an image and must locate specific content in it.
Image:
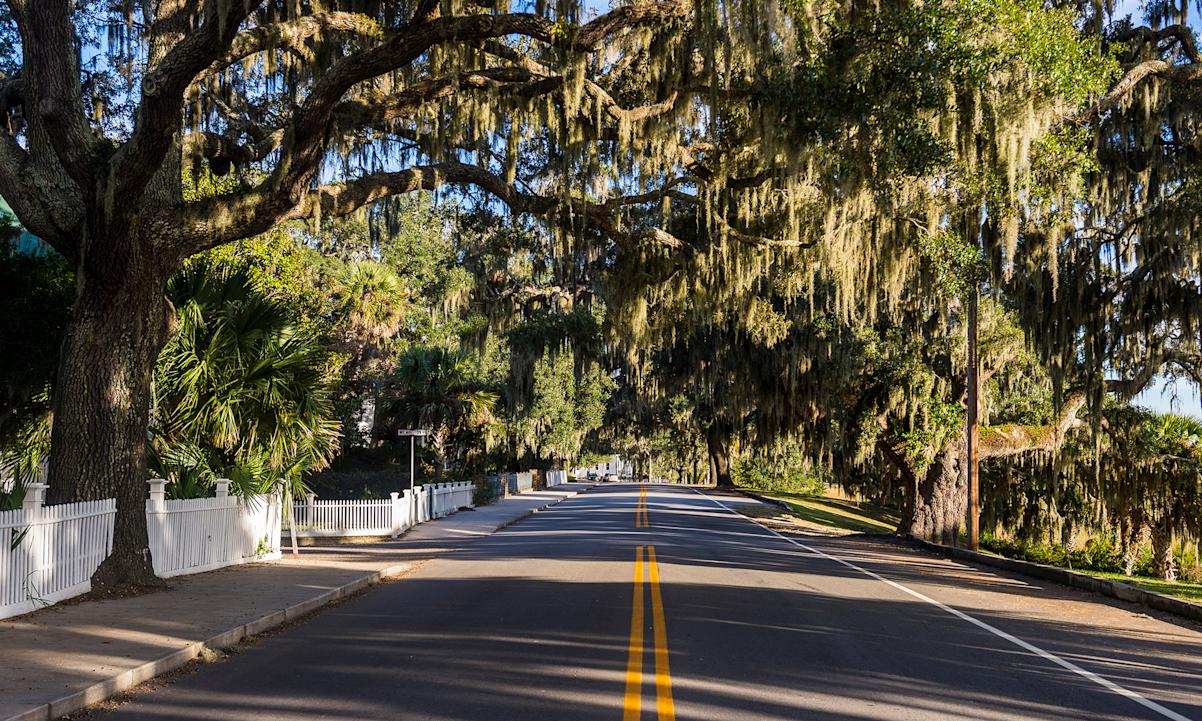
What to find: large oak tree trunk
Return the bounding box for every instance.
[706,422,733,488]
[46,242,173,591]
[899,440,968,545]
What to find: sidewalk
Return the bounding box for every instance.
[0,483,592,721]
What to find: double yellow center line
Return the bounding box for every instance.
[635,484,650,527]
[623,545,674,720]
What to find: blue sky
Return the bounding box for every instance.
[1136,378,1202,417]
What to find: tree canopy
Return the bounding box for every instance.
[2,0,1202,587]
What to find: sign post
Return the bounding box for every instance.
[397,429,430,528]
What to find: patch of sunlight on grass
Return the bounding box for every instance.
[1086,570,1202,603]
[753,491,899,534]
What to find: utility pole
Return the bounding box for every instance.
[966,285,980,551]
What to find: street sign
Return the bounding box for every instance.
[397,429,430,437]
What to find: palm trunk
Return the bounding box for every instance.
[1150,516,1176,581]
[1121,513,1147,576]
[431,426,448,480]
[46,248,173,590]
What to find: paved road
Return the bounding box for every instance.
[91,485,1202,720]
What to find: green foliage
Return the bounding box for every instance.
[151,261,341,498]
[981,532,1202,584]
[767,0,1115,183]
[328,261,409,381]
[981,532,1125,573]
[917,231,987,299]
[382,346,500,478]
[732,442,827,495]
[0,251,73,507]
[512,350,614,463]
[507,309,601,358]
[0,251,73,434]
[899,400,964,471]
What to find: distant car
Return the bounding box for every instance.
[587,471,599,481]
[606,474,620,483]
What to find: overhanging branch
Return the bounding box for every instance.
[189,0,690,252]
[111,0,267,204]
[199,12,383,79]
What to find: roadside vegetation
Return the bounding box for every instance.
[979,534,1202,602]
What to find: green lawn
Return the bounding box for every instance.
[751,490,900,534]
[746,488,1202,605]
[1079,570,1202,603]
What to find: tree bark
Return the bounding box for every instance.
[706,422,733,488]
[898,440,968,545]
[1150,516,1176,581]
[1122,517,1148,576]
[46,242,173,591]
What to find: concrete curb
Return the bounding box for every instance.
[908,535,1202,625]
[4,562,412,721]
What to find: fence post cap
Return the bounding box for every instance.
[390,491,400,500]
[146,478,167,509]
[214,478,232,498]
[306,493,317,503]
[22,482,48,510]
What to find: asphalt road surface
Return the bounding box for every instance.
[91,484,1202,721]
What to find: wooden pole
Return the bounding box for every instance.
[966,287,980,551]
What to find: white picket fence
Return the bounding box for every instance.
[287,482,474,538]
[0,484,115,620]
[1,479,474,620]
[546,470,569,486]
[146,479,282,578]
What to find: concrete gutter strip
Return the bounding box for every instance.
[908,535,1202,624]
[3,485,593,721]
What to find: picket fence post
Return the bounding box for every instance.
[21,483,47,593]
[390,492,401,537]
[147,479,167,510]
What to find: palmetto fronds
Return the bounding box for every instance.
[151,262,341,498]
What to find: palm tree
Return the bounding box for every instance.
[1135,414,1202,580]
[1105,410,1202,580]
[331,262,409,372]
[329,261,409,448]
[383,348,499,478]
[150,262,341,500]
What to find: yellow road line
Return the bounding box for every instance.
[647,546,675,720]
[636,485,649,528]
[622,546,645,721]
[623,545,675,721]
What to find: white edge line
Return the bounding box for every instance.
[689,487,1194,721]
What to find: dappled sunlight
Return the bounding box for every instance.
[59,486,1202,721]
